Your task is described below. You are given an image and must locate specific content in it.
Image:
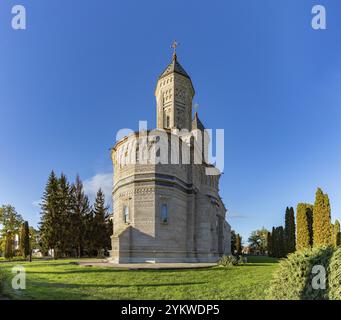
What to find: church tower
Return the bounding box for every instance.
[155,43,195,131]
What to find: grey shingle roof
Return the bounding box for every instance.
[159,53,191,80]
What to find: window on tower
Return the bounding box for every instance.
[166,116,170,128]
[123,205,129,223]
[161,204,168,224]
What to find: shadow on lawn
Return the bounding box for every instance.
[29,281,206,289]
[26,267,219,275]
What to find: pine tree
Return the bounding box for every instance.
[4,232,13,260]
[19,221,30,259]
[333,220,341,247]
[70,175,91,258]
[313,188,332,246]
[296,203,314,250]
[285,207,296,254]
[39,171,60,257]
[58,173,72,257]
[92,189,110,257]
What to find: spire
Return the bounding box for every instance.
[159,41,191,80]
[192,112,205,131]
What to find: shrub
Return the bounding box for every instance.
[218,255,245,267]
[329,247,341,300]
[266,246,334,300]
[0,269,5,294]
[218,255,239,267]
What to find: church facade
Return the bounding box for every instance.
[110,51,231,263]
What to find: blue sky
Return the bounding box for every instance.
[1,0,341,242]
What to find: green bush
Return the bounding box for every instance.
[329,247,341,300]
[0,269,5,295]
[218,255,242,267]
[266,246,335,300]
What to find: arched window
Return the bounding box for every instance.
[161,204,168,224]
[123,205,129,223]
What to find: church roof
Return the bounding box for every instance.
[159,53,191,80]
[192,112,205,131]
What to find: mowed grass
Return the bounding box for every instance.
[0,256,279,300]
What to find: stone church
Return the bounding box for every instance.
[110,49,231,263]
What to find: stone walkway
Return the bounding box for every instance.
[77,261,217,270]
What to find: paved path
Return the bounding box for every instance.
[77,261,217,270]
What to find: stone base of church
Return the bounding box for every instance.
[108,250,223,264]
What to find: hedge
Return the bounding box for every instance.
[329,247,341,299]
[266,246,340,300]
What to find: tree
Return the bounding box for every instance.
[0,205,23,236]
[39,171,60,256]
[333,220,341,247]
[296,203,314,251]
[285,207,296,254]
[313,188,332,246]
[236,234,242,255]
[4,232,14,260]
[19,221,30,259]
[276,226,286,258]
[271,227,276,257]
[29,227,40,251]
[70,175,91,258]
[248,228,268,254]
[230,230,237,254]
[57,173,73,257]
[266,232,273,256]
[92,189,110,257]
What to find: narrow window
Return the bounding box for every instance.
[166,116,170,128]
[123,205,129,223]
[161,204,168,223]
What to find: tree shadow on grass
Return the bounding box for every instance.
[29,281,207,289]
[26,267,219,275]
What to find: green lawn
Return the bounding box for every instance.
[0,256,279,300]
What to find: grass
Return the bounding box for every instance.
[0,256,279,300]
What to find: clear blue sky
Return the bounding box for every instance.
[1,0,341,242]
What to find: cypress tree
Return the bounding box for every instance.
[313,188,332,246]
[231,230,237,254]
[296,203,314,250]
[333,220,341,247]
[19,221,30,259]
[277,226,286,258]
[285,207,296,254]
[272,227,277,257]
[236,234,242,255]
[266,232,273,257]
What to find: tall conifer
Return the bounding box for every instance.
[296,203,313,250]
[285,207,296,254]
[313,188,332,246]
